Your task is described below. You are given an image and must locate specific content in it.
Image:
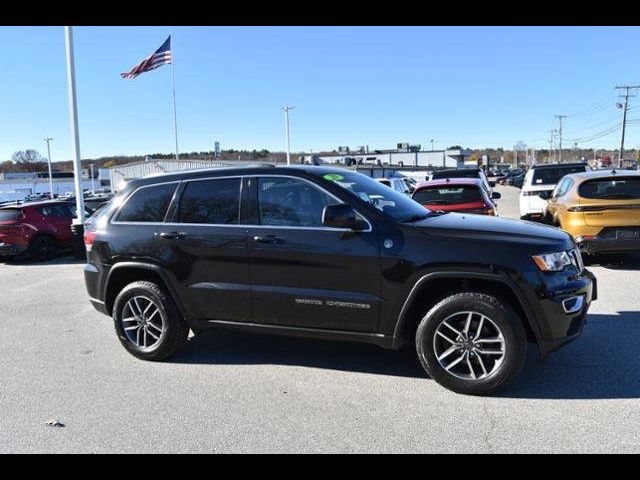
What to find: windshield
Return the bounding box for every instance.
[431,169,479,180]
[533,166,587,185]
[579,178,640,200]
[318,171,431,222]
[413,185,483,205]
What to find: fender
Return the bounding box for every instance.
[391,269,544,351]
[104,261,189,318]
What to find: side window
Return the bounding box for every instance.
[38,205,71,218]
[257,177,336,227]
[177,178,241,224]
[117,183,177,223]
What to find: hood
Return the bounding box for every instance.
[409,212,572,250]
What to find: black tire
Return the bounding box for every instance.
[415,292,527,396]
[113,281,189,361]
[30,235,57,261]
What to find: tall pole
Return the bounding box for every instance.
[283,106,294,165]
[170,34,179,161]
[44,137,54,199]
[90,163,95,194]
[430,139,434,151]
[555,115,566,162]
[615,85,640,169]
[64,26,85,224]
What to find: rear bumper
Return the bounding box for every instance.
[519,194,549,218]
[84,262,108,315]
[578,237,640,254]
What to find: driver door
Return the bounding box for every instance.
[246,176,382,332]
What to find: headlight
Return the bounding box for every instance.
[532,251,573,272]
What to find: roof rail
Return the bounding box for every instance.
[243,162,277,168]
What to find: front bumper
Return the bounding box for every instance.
[0,241,28,256]
[532,268,597,359]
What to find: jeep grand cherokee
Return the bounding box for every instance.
[83,166,596,395]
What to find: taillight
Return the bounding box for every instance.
[84,230,97,252]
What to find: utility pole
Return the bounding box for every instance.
[282,106,294,165]
[44,137,54,199]
[548,130,554,163]
[555,115,566,162]
[615,85,640,168]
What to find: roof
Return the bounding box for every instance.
[119,165,364,190]
[530,162,589,169]
[563,169,640,182]
[0,199,75,209]
[414,178,483,190]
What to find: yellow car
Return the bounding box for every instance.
[545,169,640,255]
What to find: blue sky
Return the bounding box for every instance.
[1,26,640,162]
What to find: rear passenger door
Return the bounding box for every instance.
[246,176,381,332]
[160,177,251,322]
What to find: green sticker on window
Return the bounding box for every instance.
[323,173,344,181]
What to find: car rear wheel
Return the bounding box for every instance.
[415,292,527,396]
[30,235,56,261]
[113,281,189,361]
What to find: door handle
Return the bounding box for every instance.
[253,235,284,244]
[159,231,186,240]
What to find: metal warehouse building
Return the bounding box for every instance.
[303,148,473,169]
[109,159,250,191]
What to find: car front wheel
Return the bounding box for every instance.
[416,292,527,396]
[113,281,189,361]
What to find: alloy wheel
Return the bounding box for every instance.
[433,311,506,381]
[121,296,166,351]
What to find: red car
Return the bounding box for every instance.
[412,178,501,215]
[0,201,88,260]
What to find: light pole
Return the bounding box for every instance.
[64,26,85,225]
[430,139,434,151]
[90,163,95,194]
[44,137,54,199]
[282,106,294,165]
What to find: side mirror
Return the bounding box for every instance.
[322,204,366,230]
[491,191,501,200]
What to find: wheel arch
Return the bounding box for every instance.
[392,270,542,352]
[104,262,187,318]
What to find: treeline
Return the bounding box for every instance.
[1,149,289,173]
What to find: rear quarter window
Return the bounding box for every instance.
[116,183,178,223]
[0,209,22,221]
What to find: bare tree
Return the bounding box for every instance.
[11,150,47,172]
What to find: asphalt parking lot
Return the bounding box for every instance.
[1,185,639,453]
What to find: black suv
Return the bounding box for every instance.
[84,166,596,395]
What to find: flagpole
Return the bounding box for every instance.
[170,32,179,161]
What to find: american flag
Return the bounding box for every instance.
[121,36,172,79]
